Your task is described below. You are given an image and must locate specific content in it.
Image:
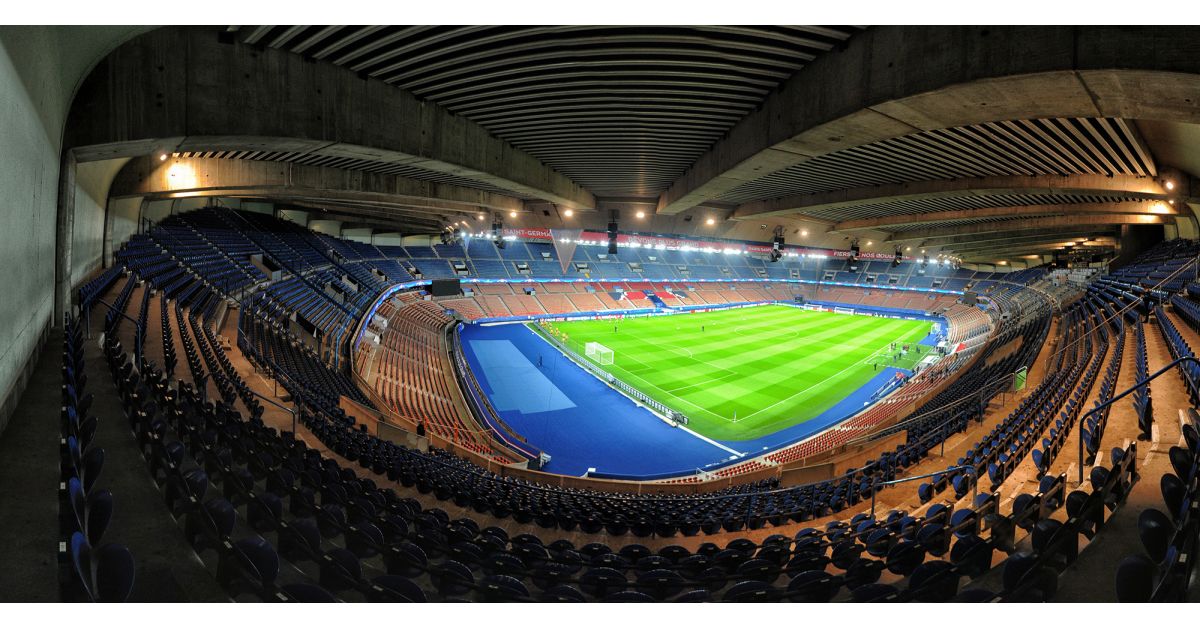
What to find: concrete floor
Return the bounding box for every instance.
[0,326,70,601]
[0,276,228,602]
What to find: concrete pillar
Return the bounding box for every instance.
[54,150,76,325]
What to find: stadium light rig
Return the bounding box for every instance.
[607,211,619,255]
[769,225,785,262]
[491,213,505,249]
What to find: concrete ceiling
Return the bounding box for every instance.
[229,25,864,198]
[63,25,1200,265]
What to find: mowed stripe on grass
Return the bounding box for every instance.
[544,305,929,441]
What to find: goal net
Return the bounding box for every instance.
[585,342,614,365]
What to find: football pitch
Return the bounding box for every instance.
[538,305,933,441]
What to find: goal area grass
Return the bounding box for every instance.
[538,304,932,441]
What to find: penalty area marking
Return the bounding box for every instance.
[530,325,744,457]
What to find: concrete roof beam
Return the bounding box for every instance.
[885,214,1170,245]
[66,27,596,210]
[657,26,1200,215]
[110,156,526,221]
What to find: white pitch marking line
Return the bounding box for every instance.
[676,425,744,457]
[736,336,901,422]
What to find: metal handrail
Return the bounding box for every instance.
[869,464,976,518]
[1054,253,1200,367]
[93,297,144,365]
[847,294,1054,447]
[1075,354,1200,483]
[246,387,301,440]
[852,371,1013,446]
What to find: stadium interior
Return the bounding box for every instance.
[7,22,1200,604]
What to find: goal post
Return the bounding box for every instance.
[585,342,615,365]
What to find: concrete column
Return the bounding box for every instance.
[54,150,76,325]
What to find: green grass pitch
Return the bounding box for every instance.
[538,305,932,441]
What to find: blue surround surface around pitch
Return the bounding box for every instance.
[458,321,939,480]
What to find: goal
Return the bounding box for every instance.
[585,342,615,365]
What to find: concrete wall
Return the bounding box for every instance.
[402,235,437,247]
[142,199,173,224]
[106,197,141,266]
[372,232,403,247]
[278,208,308,226]
[1110,224,1166,270]
[308,219,342,236]
[343,228,373,244]
[0,30,63,431]
[70,158,128,286]
[174,197,209,212]
[241,200,274,215]
[0,26,142,431]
